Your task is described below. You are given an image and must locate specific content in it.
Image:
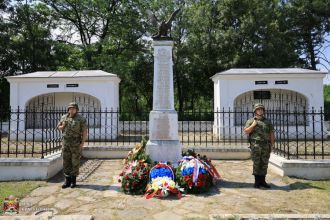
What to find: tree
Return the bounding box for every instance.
[284,0,330,70]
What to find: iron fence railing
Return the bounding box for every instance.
[0,107,329,159]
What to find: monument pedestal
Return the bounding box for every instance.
[146,140,181,163]
[146,40,182,163]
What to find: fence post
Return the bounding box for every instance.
[312,107,316,159]
[32,106,36,157]
[24,107,27,157]
[105,108,108,143]
[286,104,289,159]
[230,107,233,145]
[320,107,324,159]
[222,107,225,144]
[16,106,20,158]
[41,104,44,159]
[303,107,307,159]
[7,106,11,157]
[295,107,299,159]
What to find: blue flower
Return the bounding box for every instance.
[150,167,174,180]
[181,167,207,176]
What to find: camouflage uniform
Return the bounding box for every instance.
[59,113,87,177]
[58,102,87,188]
[244,103,274,188]
[245,116,273,175]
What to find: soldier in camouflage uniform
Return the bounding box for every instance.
[244,103,275,188]
[57,102,87,188]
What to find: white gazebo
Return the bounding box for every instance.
[211,68,327,139]
[6,70,120,140]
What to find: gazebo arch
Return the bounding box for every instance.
[25,92,102,129]
[234,89,308,111]
[25,92,101,111]
[233,89,308,126]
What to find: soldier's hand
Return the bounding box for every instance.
[57,122,66,130]
[251,120,257,128]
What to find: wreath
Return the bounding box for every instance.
[145,163,183,199]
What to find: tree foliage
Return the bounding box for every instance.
[0,0,329,112]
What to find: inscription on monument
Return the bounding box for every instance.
[155,48,172,109]
[157,63,171,109]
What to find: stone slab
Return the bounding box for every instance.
[269,153,330,180]
[0,152,62,181]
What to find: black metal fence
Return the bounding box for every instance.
[0,107,329,159]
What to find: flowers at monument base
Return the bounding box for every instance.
[176,155,220,194]
[145,163,183,199]
[118,160,150,195]
[123,138,152,165]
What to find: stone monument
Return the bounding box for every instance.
[146,40,182,163]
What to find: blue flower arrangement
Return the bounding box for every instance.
[181,167,207,176]
[150,167,174,180]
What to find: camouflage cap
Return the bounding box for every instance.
[67,102,79,111]
[253,103,265,112]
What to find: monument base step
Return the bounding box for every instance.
[82,145,251,160]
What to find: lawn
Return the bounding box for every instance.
[0,181,45,215]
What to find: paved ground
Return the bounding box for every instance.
[4,159,330,219]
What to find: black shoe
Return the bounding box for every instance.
[70,176,77,188]
[254,175,260,188]
[62,176,71,189]
[260,175,271,188]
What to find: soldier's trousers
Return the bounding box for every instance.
[250,144,271,175]
[62,145,81,177]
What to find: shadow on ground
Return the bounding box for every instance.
[219,179,324,191]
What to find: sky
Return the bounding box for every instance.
[320,35,330,85]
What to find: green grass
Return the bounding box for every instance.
[0,181,45,215]
[283,176,330,192]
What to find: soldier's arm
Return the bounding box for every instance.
[270,132,275,146]
[80,118,88,149]
[57,116,66,131]
[80,128,87,148]
[244,119,257,134]
[270,123,275,146]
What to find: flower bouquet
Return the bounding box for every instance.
[123,137,152,165]
[145,163,183,199]
[176,155,220,194]
[118,160,150,195]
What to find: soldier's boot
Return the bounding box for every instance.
[253,175,260,188]
[260,175,271,188]
[70,176,77,188]
[62,176,71,189]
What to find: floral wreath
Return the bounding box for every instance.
[145,162,183,199]
[176,155,220,194]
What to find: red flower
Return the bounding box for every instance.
[119,172,124,176]
[118,179,121,183]
[133,171,138,177]
[136,167,140,171]
[125,175,129,180]
[125,184,129,189]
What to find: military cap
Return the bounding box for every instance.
[67,102,79,111]
[253,103,265,112]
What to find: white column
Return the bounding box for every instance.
[146,40,182,164]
